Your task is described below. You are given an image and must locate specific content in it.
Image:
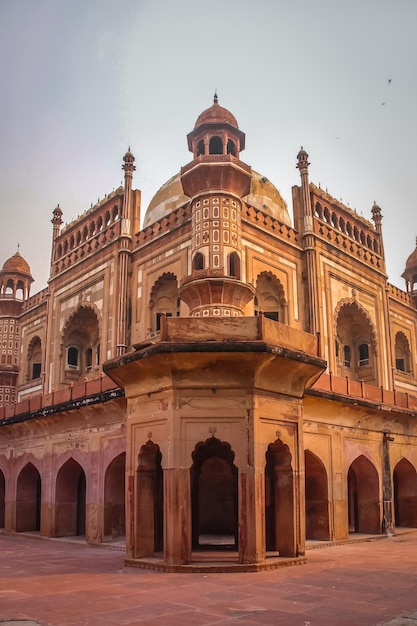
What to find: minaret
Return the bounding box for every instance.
[116,149,136,356]
[371,202,385,260]
[296,147,319,337]
[179,95,255,317]
[50,204,63,267]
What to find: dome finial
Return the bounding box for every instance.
[213,90,218,104]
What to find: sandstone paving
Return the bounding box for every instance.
[1,534,417,625]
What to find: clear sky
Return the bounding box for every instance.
[1,0,416,291]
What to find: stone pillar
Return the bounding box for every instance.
[164,468,191,565]
[382,432,395,535]
[239,467,265,564]
[135,469,157,558]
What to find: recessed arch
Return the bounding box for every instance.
[265,439,295,556]
[395,331,411,374]
[16,462,41,532]
[62,302,101,380]
[305,450,330,540]
[55,458,86,537]
[191,437,238,550]
[149,272,179,334]
[393,458,417,528]
[255,271,287,323]
[104,453,126,540]
[135,440,163,557]
[348,455,380,534]
[209,135,223,155]
[334,298,377,384]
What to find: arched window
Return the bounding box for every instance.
[228,252,240,279]
[196,140,205,157]
[86,348,93,371]
[335,300,377,384]
[27,336,42,381]
[255,272,286,323]
[358,343,369,366]
[62,304,101,380]
[226,139,236,156]
[149,273,180,335]
[395,332,411,373]
[67,346,79,369]
[209,136,223,155]
[344,345,352,368]
[193,253,204,271]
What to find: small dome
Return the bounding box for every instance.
[143,169,290,228]
[1,251,32,277]
[194,93,238,130]
[403,238,417,276]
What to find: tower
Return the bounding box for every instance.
[179,94,255,317]
[296,147,319,337]
[116,149,137,356]
[0,250,33,406]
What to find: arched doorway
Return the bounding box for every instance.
[104,453,126,540]
[55,458,86,537]
[305,450,330,540]
[16,462,41,532]
[191,437,238,550]
[0,469,5,528]
[135,440,163,557]
[265,439,295,556]
[393,458,417,528]
[348,455,380,534]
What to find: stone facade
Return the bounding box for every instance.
[1,95,417,571]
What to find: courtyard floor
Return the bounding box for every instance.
[1,531,417,626]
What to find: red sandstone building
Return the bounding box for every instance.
[1,96,417,570]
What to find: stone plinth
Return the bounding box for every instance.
[104,316,325,571]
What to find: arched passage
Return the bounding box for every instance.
[348,455,380,534]
[0,469,4,528]
[191,437,238,550]
[393,458,417,528]
[305,450,330,540]
[135,440,163,558]
[104,453,126,540]
[55,458,86,537]
[16,462,41,532]
[265,439,295,556]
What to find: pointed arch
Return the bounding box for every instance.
[135,440,163,557]
[265,438,295,556]
[191,437,238,550]
[305,450,330,540]
[148,272,179,334]
[393,458,417,528]
[27,335,42,381]
[334,298,378,384]
[16,462,41,532]
[55,458,86,537]
[395,331,412,374]
[255,271,287,323]
[61,302,101,380]
[348,455,380,534]
[104,453,126,540]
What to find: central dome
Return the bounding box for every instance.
[143,170,291,228]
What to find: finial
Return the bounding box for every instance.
[17,243,20,253]
[214,90,218,104]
